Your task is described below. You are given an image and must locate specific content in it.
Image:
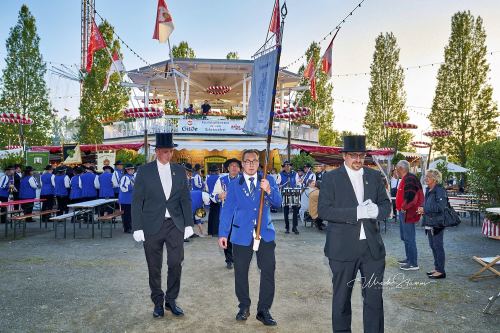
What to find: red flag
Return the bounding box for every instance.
[103,51,126,91]
[304,57,315,79]
[153,0,175,43]
[321,29,339,78]
[269,0,280,43]
[86,22,107,72]
[310,71,317,101]
[85,22,106,73]
[321,39,333,78]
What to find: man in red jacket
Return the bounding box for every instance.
[395,160,424,271]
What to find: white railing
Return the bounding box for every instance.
[103,115,319,142]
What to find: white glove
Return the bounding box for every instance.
[367,203,379,219]
[184,226,194,240]
[357,204,370,220]
[133,230,145,242]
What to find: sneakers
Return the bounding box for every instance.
[400,263,419,271]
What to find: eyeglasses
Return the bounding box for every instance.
[346,153,366,160]
[243,160,259,166]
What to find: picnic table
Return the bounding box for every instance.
[0,198,46,238]
[67,199,118,238]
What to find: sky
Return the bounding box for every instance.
[1,0,499,143]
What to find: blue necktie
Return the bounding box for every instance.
[249,177,255,193]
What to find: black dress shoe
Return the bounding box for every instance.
[226,262,233,269]
[236,307,250,321]
[292,229,299,235]
[153,305,164,318]
[256,309,277,326]
[285,229,290,234]
[426,271,436,276]
[165,302,184,316]
[428,273,446,279]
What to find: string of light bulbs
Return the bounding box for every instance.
[282,0,367,70]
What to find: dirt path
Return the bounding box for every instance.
[0,216,498,332]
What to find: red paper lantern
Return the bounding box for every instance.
[206,85,232,95]
[423,130,452,137]
[0,112,33,125]
[383,121,418,129]
[123,107,164,119]
[411,141,431,148]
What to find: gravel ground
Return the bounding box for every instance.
[0,214,499,333]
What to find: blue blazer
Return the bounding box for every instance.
[219,173,281,246]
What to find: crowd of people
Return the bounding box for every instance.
[0,161,138,233]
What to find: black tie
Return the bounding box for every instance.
[249,177,255,193]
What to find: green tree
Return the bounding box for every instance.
[467,139,500,204]
[79,20,129,144]
[332,130,355,146]
[226,51,239,59]
[429,11,498,166]
[291,152,316,171]
[52,115,79,145]
[298,42,336,146]
[0,5,52,147]
[363,32,411,151]
[172,41,195,58]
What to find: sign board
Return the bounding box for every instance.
[96,151,116,172]
[26,151,49,171]
[177,119,245,134]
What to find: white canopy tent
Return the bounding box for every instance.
[429,159,468,173]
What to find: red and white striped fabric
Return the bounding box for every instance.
[206,86,231,95]
[123,107,163,114]
[411,141,432,148]
[383,121,418,129]
[274,107,310,115]
[424,130,452,137]
[4,145,22,150]
[482,219,500,237]
[123,107,164,119]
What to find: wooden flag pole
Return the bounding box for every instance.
[254,2,287,251]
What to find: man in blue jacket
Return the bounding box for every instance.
[218,149,282,327]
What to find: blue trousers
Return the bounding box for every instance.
[427,228,445,274]
[398,212,418,266]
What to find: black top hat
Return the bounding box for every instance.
[124,163,135,170]
[282,160,292,167]
[209,164,219,172]
[155,132,178,148]
[224,158,242,170]
[44,165,53,171]
[184,163,193,172]
[103,165,114,172]
[114,160,123,166]
[73,166,84,174]
[341,135,367,152]
[194,163,202,171]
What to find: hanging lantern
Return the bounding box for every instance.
[423,129,452,137]
[0,113,33,125]
[411,141,431,148]
[142,98,162,105]
[123,107,164,119]
[383,121,418,129]
[206,85,232,95]
[274,107,310,119]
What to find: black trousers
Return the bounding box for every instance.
[284,205,299,230]
[56,196,69,215]
[12,192,20,210]
[328,241,385,333]
[21,202,34,221]
[224,227,233,264]
[207,202,220,236]
[143,218,184,306]
[122,204,132,232]
[0,196,8,224]
[233,239,276,311]
[40,195,55,221]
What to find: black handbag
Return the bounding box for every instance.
[442,198,461,227]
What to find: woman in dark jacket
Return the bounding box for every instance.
[417,169,448,279]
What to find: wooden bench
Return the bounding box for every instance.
[37,209,60,229]
[50,210,91,239]
[97,210,123,238]
[9,209,61,238]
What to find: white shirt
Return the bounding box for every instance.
[344,163,366,240]
[28,176,38,189]
[120,175,133,192]
[390,177,399,189]
[157,160,172,218]
[112,170,122,188]
[243,172,258,192]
